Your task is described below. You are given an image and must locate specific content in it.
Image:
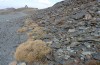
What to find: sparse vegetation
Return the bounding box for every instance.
[18,18,47,39]
[24,18,34,26]
[15,18,51,65]
[17,27,27,33]
[31,27,46,39]
[14,40,52,65]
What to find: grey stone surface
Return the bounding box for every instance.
[51,38,61,48]
[0,12,28,65]
[71,10,86,20]
[92,52,100,60]
[97,0,100,2]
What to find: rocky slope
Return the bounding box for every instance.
[28,0,100,65]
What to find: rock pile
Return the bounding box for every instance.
[15,0,100,65]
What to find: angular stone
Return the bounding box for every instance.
[92,52,100,60]
[97,0,100,2]
[64,55,70,60]
[56,49,64,56]
[71,10,86,20]
[70,42,80,47]
[54,49,64,64]
[51,42,61,48]
[68,29,75,32]
[96,18,100,22]
[67,46,74,52]
[84,42,91,48]
[84,14,92,20]
[82,51,94,55]
[51,38,61,48]
[97,11,100,14]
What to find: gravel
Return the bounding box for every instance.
[0,12,28,65]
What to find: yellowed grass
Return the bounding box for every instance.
[15,18,50,65]
[14,40,52,64]
[25,18,33,26]
[17,27,27,33]
[31,27,46,39]
[32,27,44,33]
[27,32,34,38]
[25,18,38,29]
[28,23,39,29]
[26,26,46,39]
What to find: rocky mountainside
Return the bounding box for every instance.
[10,0,100,65]
[29,0,100,65]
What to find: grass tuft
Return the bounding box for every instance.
[14,40,52,64]
[17,27,27,33]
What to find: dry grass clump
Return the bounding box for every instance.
[27,32,34,38]
[17,18,47,39]
[25,18,33,26]
[26,27,46,39]
[27,26,46,39]
[17,27,27,33]
[15,18,50,65]
[24,18,38,29]
[14,40,52,65]
[32,27,44,33]
[28,23,39,29]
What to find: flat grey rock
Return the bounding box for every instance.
[92,52,100,60]
[71,10,86,20]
